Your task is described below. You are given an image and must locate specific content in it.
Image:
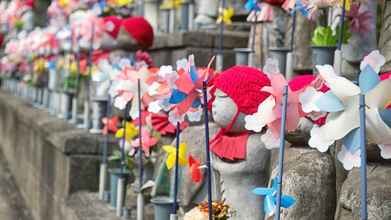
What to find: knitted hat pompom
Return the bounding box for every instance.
[121,17,154,49]
[213,66,271,115]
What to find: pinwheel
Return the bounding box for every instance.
[109,66,150,118]
[102,116,119,135]
[115,121,139,142]
[168,55,212,118]
[188,154,203,183]
[160,0,183,9]
[348,3,373,34]
[149,113,188,135]
[130,128,159,156]
[217,7,234,25]
[162,143,188,170]
[252,177,296,217]
[304,51,391,170]
[245,67,303,149]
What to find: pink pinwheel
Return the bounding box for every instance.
[245,71,303,148]
[102,116,120,135]
[131,128,159,156]
[348,3,373,34]
[110,66,152,118]
[70,10,105,50]
[168,55,214,117]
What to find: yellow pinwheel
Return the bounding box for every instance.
[338,0,350,11]
[163,143,188,170]
[217,7,234,25]
[58,0,69,8]
[116,0,133,7]
[115,122,139,142]
[160,0,183,9]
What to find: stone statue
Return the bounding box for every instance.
[210,66,271,220]
[194,0,219,28]
[379,0,391,72]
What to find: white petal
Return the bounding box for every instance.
[360,50,385,73]
[337,146,361,170]
[378,144,391,159]
[245,113,265,132]
[168,110,184,125]
[148,82,161,96]
[299,87,322,113]
[148,100,162,113]
[261,130,280,149]
[308,125,335,152]
[366,109,391,146]
[187,108,202,122]
[316,65,360,99]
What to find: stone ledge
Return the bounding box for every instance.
[152,31,249,50]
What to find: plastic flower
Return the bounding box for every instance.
[307,51,391,170]
[162,143,188,170]
[188,155,203,183]
[130,128,159,156]
[168,55,213,118]
[245,68,302,148]
[102,116,119,135]
[110,66,150,118]
[217,7,234,25]
[252,177,296,217]
[348,3,373,34]
[115,121,139,142]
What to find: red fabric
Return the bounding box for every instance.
[24,0,35,8]
[211,66,271,161]
[210,131,249,161]
[380,72,391,80]
[150,113,188,135]
[121,17,154,49]
[263,0,285,6]
[188,155,203,183]
[102,16,122,39]
[213,66,271,115]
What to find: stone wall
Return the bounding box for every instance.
[0,90,116,220]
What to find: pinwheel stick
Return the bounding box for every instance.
[137,78,145,220]
[286,10,296,79]
[172,122,181,217]
[334,0,347,74]
[275,85,289,220]
[99,95,112,200]
[359,94,368,220]
[202,81,213,220]
[216,0,226,71]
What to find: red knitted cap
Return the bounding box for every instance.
[213,66,271,115]
[121,17,154,49]
[103,16,122,39]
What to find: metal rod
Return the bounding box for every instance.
[290,10,297,51]
[137,78,144,220]
[203,81,213,220]
[337,0,347,50]
[275,85,289,220]
[359,94,368,220]
[172,122,181,214]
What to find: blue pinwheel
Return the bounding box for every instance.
[252,177,296,216]
[245,0,261,12]
[291,0,309,17]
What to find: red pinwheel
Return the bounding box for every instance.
[150,113,189,135]
[188,155,203,183]
[102,116,119,135]
[169,55,213,116]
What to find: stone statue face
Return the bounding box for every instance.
[212,89,246,133]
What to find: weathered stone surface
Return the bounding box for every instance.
[0,149,33,220]
[0,90,107,220]
[177,123,219,211]
[337,165,391,220]
[270,147,336,220]
[379,0,391,72]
